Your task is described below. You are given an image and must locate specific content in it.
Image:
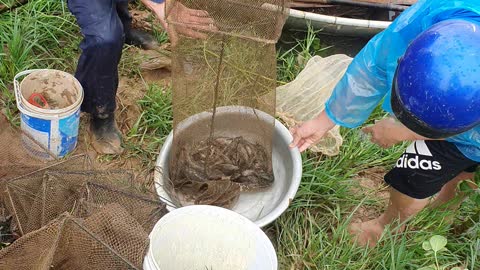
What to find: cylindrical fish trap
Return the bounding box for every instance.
[165,0,290,209]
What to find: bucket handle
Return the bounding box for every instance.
[13,69,54,118]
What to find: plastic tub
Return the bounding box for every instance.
[143,205,278,270]
[154,106,302,228]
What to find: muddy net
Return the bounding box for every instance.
[0,206,150,270]
[1,166,168,270]
[0,114,168,269]
[0,113,64,245]
[0,114,59,182]
[164,0,290,209]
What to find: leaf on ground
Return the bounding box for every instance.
[429,235,448,252]
[422,241,432,251]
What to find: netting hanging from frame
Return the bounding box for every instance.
[164,0,290,208]
[1,163,168,270]
[0,115,169,269]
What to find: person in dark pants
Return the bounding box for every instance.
[67,0,214,154]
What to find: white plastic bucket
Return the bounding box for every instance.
[143,205,278,270]
[14,69,84,160]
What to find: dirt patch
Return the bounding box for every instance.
[141,68,171,85]
[130,9,153,33]
[116,77,146,134]
[73,75,165,192]
[353,167,389,200]
[138,48,172,84]
[350,167,389,223]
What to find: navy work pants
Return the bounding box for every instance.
[67,0,133,117]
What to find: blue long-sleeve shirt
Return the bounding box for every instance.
[325,0,480,162]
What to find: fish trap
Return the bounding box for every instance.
[165,0,290,209]
[1,166,168,270]
[0,125,168,270]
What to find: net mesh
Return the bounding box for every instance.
[0,114,62,188]
[276,55,352,156]
[165,0,290,209]
[1,167,167,270]
[166,0,289,43]
[0,207,149,270]
[0,113,168,270]
[3,155,93,235]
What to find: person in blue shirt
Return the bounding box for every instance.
[67,0,214,154]
[290,0,480,247]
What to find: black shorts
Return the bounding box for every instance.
[385,140,478,199]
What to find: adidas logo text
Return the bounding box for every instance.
[395,154,442,170]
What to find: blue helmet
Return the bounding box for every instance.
[391,19,480,139]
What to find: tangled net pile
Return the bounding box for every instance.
[0,114,167,270]
[165,0,290,208]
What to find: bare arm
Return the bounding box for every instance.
[362,117,444,148]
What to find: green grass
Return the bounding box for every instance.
[277,25,332,85]
[0,0,80,122]
[123,83,173,168]
[0,2,479,269]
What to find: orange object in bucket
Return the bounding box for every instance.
[14,69,84,159]
[28,93,50,109]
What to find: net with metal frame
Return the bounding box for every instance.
[164,0,290,209]
[1,165,168,270]
[0,114,61,189]
[166,0,289,43]
[0,113,92,242]
[0,114,168,269]
[0,205,150,270]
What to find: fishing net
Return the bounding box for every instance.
[0,113,168,269]
[2,155,93,235]
[165,0,289,43]
[1,167,168,270]
[276,54,352,156]
[0,114,59,183]
[0,206,149,270]
[165,0,290,209]
[0,114,86,245]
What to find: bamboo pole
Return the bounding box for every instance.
[294,0,416,5]
[290,3,334,8]
[290,0,412,11]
